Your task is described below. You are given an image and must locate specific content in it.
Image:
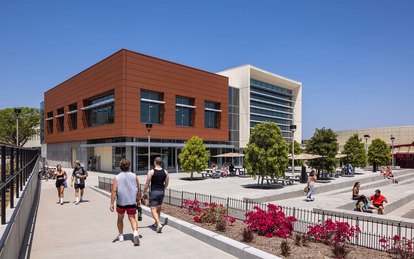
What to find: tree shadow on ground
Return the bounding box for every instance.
[241,183,285,190]
[179,177,209,181]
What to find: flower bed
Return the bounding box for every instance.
[162,201,391,258]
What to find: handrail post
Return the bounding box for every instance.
[10,147,14,208]
[1,145,6,224]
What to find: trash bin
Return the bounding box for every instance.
[300,165,308,183]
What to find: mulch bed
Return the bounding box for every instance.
[162,204,391,258]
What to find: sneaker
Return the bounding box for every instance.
[75,201,79,205]
[80,198,83,203]
[133,235,140,246]
[118,235,124,242]
[156,224,163,233]
[60,201,63,205]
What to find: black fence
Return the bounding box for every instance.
[0,145,39,224]
[98,176,414,251]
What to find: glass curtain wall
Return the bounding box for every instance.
[140,90,164,124]
[228,87,240,148]
[85,92,115,127]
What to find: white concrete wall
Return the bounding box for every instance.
[94,146,112,172]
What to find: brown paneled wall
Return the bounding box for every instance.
[44,49,229,144]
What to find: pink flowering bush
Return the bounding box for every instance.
[244,204,297,238]
[181,199,234,225]
[379,235,414,259]
[306,219,360,245]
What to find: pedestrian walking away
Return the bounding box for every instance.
[306,169,317,201]
[54,164,67,205]
[110,159,140,246]
[71,160,88,205]
[142,157,169,233]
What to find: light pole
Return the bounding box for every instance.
[147,105,153,171]
[14,108,22,147]
[391,135,395,168]
[364,134,370,153]
[290,124,297,175]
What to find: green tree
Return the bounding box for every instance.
[0,107,40,146]
[342,134,367,168]
[306,128,339,177]
[244,122,289,186]
[368,138,391,171]
[290,140,304,167]
[179,136,210,180]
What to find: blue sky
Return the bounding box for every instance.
[1,0,413,138]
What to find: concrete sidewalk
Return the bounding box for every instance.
[30,180,236,259]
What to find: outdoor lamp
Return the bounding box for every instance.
[391,135,395,167]
[14,108,22,147]
[290,125,297,175]
[364,134,370,152]
[146,123,153,171]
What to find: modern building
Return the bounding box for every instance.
[218,65,302,148]
[335,126,414,168]
[43,50,302,172]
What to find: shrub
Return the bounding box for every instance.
[215,218,227,232]
[181,199,202,215]
[379,235,414,259]
[244,204,297,238]
[294,234,302,246]
[280,240,291,257]
[306,219,360,245]
[332,243,350,259]
[242,227,254,243]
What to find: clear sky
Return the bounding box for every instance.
[1,0,413,138]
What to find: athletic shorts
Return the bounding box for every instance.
[149,190,165,207]
[55,180,65,188]
[116,204,136,215]
[74,183,85,190]
[373,204,383,208]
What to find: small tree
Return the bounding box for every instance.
[0,107,40,146]
[368,138,391,171]
[179,136,210,180]
[244,122,289,186]
[306,128,339,177]
[342,134,367,168]
[290,140,304,167]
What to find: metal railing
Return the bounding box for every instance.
[0,145,40,258]
[98,176,414,251]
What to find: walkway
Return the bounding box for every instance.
[30,179,236,259]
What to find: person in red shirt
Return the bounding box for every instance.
[369,189,388,215]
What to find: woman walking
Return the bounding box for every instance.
[306,170,317,201]
[54,164,67,205]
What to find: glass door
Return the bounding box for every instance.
[112,147,126,171]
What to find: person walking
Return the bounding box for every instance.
[54,164,67,205]
[370,189,388,215]
[110,159,140,246]
[71,160,88,205]
[142,157,169,233]
[306,169,317,201]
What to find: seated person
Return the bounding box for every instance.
[229,164,235,175]
[354,195,373,213]
[385,166,398,183]
[221,164,228,177]
[380,166,386,176]
[352,182,361,200]
[369,189,388,215]
[347,164,354,174]
[212,164,218,172]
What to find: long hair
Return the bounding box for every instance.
[353,182,360,189]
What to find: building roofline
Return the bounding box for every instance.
[45,49,228,95]
[217,64,302,85]
[335,125,414,133]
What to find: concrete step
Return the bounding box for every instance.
[252,169,413,202]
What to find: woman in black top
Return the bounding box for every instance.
[54,164,67,205]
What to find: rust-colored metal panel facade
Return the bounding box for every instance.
[44,49,229,144]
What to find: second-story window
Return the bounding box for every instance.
[56,108,64,132]
[67,103,77,130]
[176,96,195,127]
[83,92,115,127]
[46,112,54,134]
[140,90,164,124]
[204,101,221,129]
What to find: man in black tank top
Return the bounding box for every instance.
[143,157,169,233]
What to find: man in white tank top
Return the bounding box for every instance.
[110,159,141,246]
